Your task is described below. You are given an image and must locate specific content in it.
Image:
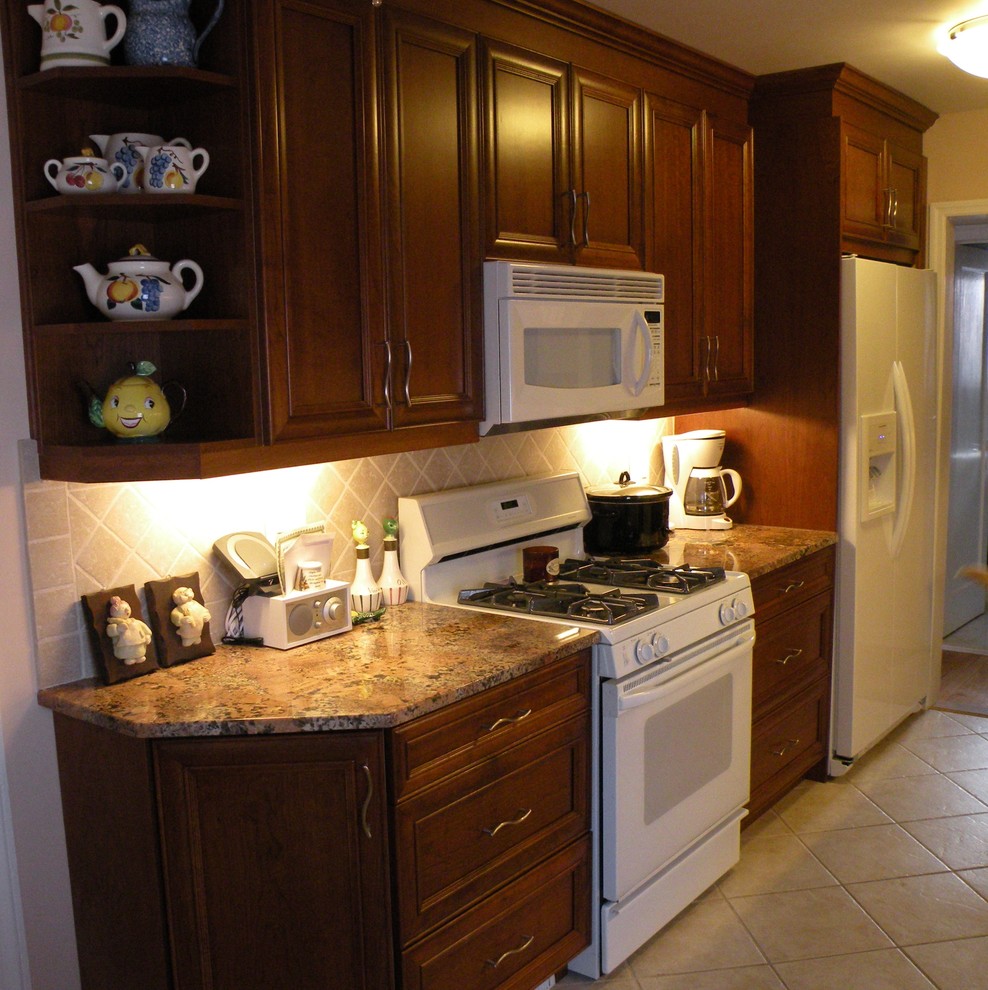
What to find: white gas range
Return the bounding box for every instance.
[399,472,754,978]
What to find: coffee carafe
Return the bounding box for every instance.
[661,429,742,530]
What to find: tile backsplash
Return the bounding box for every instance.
[20,418,671,687]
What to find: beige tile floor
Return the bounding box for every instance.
[558,708,988,990]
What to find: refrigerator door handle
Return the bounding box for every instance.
[890,359,916,558]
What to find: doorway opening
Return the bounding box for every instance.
[930,202,988,716]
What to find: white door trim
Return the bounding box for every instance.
[0,717,29,990]
[928,200,988,706]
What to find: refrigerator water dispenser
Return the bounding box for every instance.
[860,411,896,521]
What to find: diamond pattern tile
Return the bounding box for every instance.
[20,420,672,685]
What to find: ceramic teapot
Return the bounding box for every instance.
[74,243,204,321]
[86,360,186,441]
[44,150,126,194]
[123,0,225,67]
[88,133,192,194]
[28,0,126,70]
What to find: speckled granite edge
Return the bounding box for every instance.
[37,602,598,738]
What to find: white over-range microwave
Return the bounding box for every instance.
[480,260,665,435]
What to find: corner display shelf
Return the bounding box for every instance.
[1,2,260,483]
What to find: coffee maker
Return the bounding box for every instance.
[661,429,742,530]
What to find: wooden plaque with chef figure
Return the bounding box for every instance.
[81,584,160,685]
[144,572,215,667]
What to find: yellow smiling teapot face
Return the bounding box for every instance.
[102,374,171,438]
[87,361,186,441]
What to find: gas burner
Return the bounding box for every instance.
[456,580,660,625]
[557,557,726,594]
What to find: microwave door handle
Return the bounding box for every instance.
[629,310,652,396]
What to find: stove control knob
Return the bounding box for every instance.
[719,602,737,625]
[635,639,655,664]
[653,634,670,657]
[734,597,750,619]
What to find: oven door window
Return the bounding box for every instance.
[643,675,733,824]
[601,631,752,903]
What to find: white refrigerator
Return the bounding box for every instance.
[830,257,938,774]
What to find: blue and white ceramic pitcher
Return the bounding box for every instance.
[122,0,224,67]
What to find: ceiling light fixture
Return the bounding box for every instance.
[941,15,988,78]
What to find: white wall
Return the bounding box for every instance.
[0,43,80,990]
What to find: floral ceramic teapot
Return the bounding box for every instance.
[74,243,204,320]
[87,360,186,441]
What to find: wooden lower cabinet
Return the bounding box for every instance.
[51,650,592,990]
[53,716,393,990]
[746,547,836,825]
[391,650,592,989]
[155,733,393,990]
[402,836,590,990]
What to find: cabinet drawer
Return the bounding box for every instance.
[391,650,590,800]
[753,591,833,711]
[396,714,589,941]
[402,836,590,990]
[750,679,828,794]
[751,546,835,623]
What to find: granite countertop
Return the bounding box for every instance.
[38,603,598,738]
[657,523,836,580]
[37,525,835,738]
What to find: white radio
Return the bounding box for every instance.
[241,580,352,650]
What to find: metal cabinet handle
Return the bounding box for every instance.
[771,739,801,757]
[382,340,392,410]
[780,580,805,594]
[775,649,804,666]
[359,763,373,838]
[483,708,532,732]
[568,189,578,246]
[486,934,535,969]
[711,334,720,382]
[702,336,712,384]
[483,807,532,837]
[889,187,898,228]
[403,340,412,406]
[579,190,591,247]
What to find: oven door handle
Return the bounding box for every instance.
[609,631,754,714]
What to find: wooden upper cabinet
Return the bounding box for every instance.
[381,8,484,430]
[483,40,645,269]
[483,43,571,262]
[645,93,704,399]
[703,114,754,399]
[646,93,753,406]
[253,1,483,451]
[253,0,387,443]
[841,122,924,253]
[572,67,644,269]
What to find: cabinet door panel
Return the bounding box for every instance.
[842,122,886,241]
[646,94,704,398]
[255,0,388,442]
[384,10,483,428]
[156,733,392,990]
[483,41,571,262]
[886,140,925,250]
[704,115,753,397]
[573,68,644,270]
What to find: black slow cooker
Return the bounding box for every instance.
[583,471,672,554]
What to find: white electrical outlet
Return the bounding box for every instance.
[531,977,556,990]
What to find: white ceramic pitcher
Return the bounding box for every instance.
[28,0,126,70]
